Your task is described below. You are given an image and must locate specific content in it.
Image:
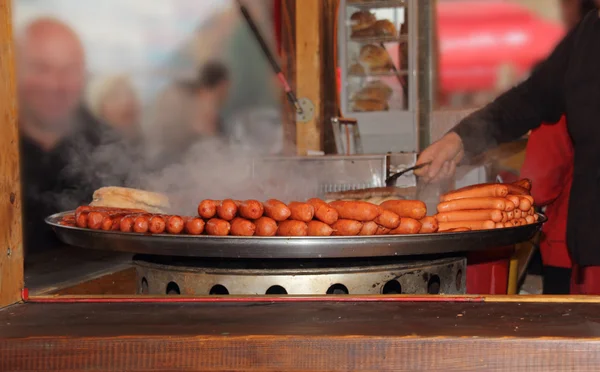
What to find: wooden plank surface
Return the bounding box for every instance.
[295,0,322,154]
[50,267,136,296]
[0,0,23,309]
[2,301,600,371]
[25,247,133,295]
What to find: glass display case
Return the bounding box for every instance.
[338,0,418,153]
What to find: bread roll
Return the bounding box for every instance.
[358,44,393,70]
[90,186,170,213]
[352,81,393,101]
[349,63,366,76]
[373,20,397,37]
[350,11,376,32]
[351,27,376,39]
[364,80,393,96]
[351,99,389,112]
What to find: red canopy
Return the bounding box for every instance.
[436,1,565,92]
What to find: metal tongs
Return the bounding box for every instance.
[385,161,431,187]
[235,0,304,116]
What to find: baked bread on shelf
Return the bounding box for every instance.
[350,10,376,32]
[351,99,389,112]
[373,20,397,37]
[358,44,393,71]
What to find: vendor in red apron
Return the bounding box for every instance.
[520,0,600,295]
[415,7,600,295]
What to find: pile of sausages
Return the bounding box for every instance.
[195,198,437,236]
[434,179,538,232]
[62,206,207,235]
[62,198,438,237]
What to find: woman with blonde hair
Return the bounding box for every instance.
[83,74,145,188]
[85,74,141,139]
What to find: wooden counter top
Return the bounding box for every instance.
[2,300,600,371]
[25,247,133,295]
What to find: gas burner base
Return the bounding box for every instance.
[134,256,466,295]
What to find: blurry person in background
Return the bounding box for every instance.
[85,75,141,140]
[83,74,146,189]
[148,60,230,170]
[18,18,85,150]
[187,61,230,137]
[16,17,105,257]
[520,0,600,294]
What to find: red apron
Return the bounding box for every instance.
[520,117,573,269]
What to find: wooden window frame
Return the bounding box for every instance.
[0,0,24,309]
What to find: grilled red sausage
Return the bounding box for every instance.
[205,218,230,236]
[186,218,206,235]
[133,215,150,233]
[263,199,292,222]
[76,212,89,228]
[149,215,166,234]
[166,215,185,234]
[331,219,363,236]
[254,217,278,236]
[230,217,256,236]
[306,198,339,225]
[198,200,218,219]
[216,199,238,221]
[329,201,382,222]
[307,220,334,236]
[119,216,135,232]
[277,220,308,236]
[288,202,315,222]
[359,221,379,236]
[239,200,264,220]
[87,211,107,230]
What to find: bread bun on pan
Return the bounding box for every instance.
[89,186,170,213]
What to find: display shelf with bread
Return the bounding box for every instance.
[339,0,416,152]
[346,42,406,111]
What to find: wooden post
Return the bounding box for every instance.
[295,0,323,155]
[280,0,339,155]
[0,0,24,308]
[320,0,340,154]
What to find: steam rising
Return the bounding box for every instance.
[133,138,320,215]
[57,108,327,216]
[52,107,485,217]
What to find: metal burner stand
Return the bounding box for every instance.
[134,256,466,296]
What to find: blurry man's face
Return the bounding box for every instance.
[561,0,583,29]
[18,23,85,131]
